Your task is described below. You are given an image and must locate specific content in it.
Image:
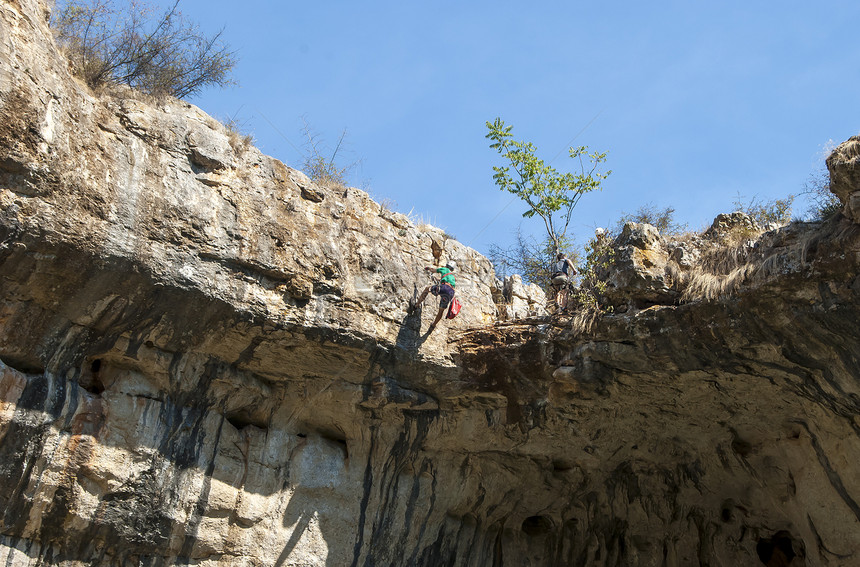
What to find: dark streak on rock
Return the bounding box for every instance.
[797,422,860,524]
[177,416,225,560]
[349,432,376,567]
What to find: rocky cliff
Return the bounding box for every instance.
[1,1,860,565]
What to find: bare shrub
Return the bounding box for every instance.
[732,193,794,227]
[223,117,254,155]
[488,228,575,290]
[802,166,841,221]
[613,203,687,236]
[300,117,360,188]
[800,139,841,221]
[51,0,236,98]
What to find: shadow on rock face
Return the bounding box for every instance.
[395,285,427,352]
[275,432,352,567]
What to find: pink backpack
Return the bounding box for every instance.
[447,297,462,319]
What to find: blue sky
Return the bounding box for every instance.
[163,0,859,257]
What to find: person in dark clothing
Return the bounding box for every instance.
[551,253,577,286]
[551,253,577,310]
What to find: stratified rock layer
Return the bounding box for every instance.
[2,1,860,566]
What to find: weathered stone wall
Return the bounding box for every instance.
[1,0,860,565]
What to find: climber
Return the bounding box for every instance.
[409,261,456,334]
[551,252,577,311]
[551,252,577,288]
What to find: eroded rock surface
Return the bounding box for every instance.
[827,136,860,222]
[1,1,860,566]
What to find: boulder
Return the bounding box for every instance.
[601,222,675,308]
[827,136,860,221]
[501,274,547,319]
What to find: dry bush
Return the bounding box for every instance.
[802,166,841,221]
[223,118,254,155]
[488,229,575,289]
[614,203,687,236]
[51,0,237,98]
[300,118,360,189]
[732,193,794,227]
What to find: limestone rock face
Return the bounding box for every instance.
[499,275,548,320]
[704,211,761,240]
[2,1,860,566]
[827,136,860,222]
[603,222,675,307]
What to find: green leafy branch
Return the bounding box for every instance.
[485,117,610,254]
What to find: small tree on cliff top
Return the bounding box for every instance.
[52,0,236,98]
[486,117,611,255]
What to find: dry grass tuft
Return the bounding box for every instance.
[222,118,254,156]
[559,304,604,337]
[673,214,859,302]
[678,263,758,302]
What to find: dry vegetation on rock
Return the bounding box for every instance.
[51,0,236,98]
